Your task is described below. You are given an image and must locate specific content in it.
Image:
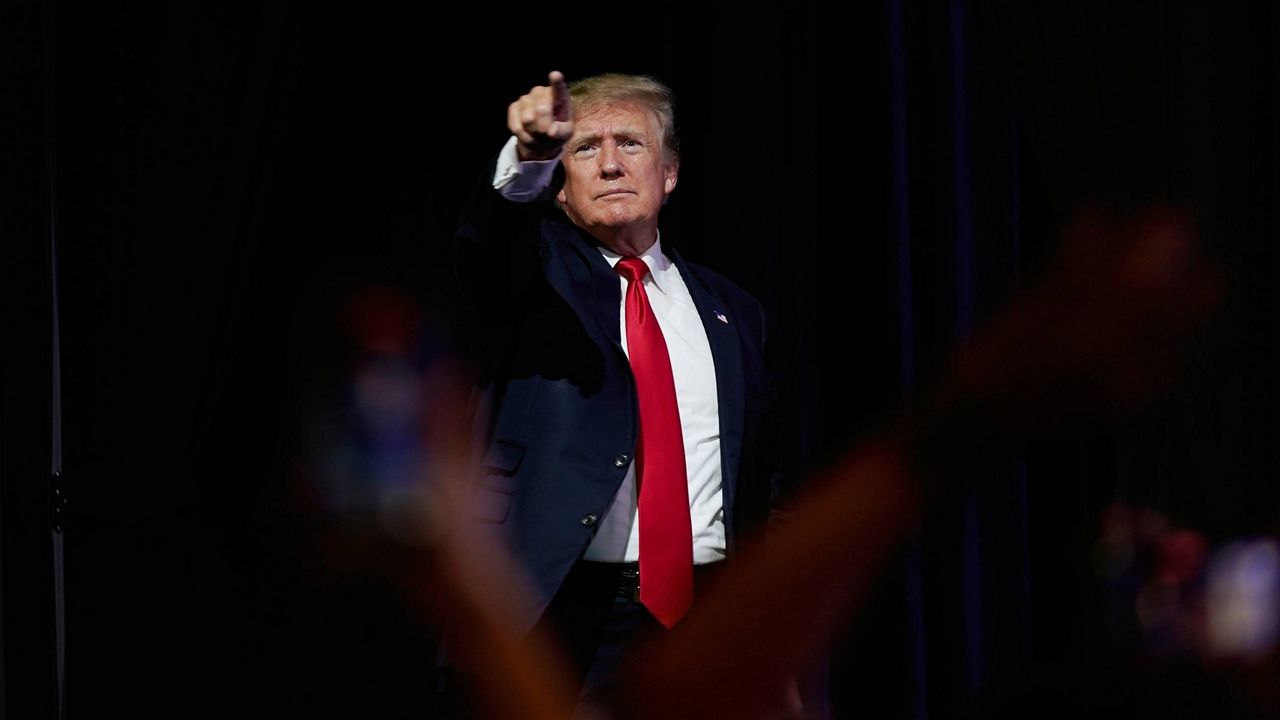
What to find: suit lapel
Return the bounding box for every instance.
[541,224,747,545]
[670,249,745,544]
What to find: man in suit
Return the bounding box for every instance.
[453,70,783,698]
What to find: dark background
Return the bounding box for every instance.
[4,1,1277,717]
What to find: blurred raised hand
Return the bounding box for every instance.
[614,206,1222,719]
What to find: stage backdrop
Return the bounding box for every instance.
[5,1,1276,717]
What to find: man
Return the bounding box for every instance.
[453,70,784,696]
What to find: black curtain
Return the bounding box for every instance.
[5,1,1277,717]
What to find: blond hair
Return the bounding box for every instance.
[569,74,680,164]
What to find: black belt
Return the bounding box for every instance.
[572,560,726,602]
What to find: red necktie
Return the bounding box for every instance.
[615,257,693,628]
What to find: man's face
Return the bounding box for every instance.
[556,101,679,240]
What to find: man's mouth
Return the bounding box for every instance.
[597,189,635,199]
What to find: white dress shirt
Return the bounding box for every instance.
[492,136,727,564]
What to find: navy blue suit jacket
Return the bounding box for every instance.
[454,170,782,630]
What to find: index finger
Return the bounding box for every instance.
[549,70,571,121]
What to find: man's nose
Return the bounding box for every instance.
[598,143,624,177]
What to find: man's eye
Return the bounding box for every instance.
[573,145,597,156]
[622,139,641,147]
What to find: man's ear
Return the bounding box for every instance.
[556,187,567,205]
[664,161,679,196]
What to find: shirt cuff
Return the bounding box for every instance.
[492,136,562,202]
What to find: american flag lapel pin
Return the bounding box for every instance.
[714,310,729,324]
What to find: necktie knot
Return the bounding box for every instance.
[615,257,650,283]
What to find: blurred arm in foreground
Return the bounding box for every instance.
[415,206,1220,719]
[616,206,1221,718]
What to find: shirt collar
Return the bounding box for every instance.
[597,233,674,295]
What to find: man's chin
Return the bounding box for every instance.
[589,213,642,230]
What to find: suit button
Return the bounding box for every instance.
[581,513,598,527]
[613,454,630,468]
